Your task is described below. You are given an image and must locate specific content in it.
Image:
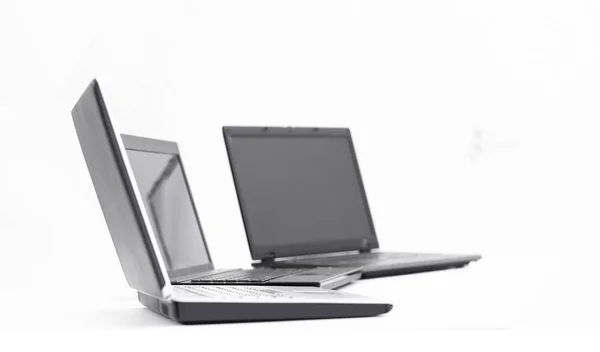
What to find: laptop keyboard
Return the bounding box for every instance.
[177,285,296,299]
[190,268,309,283]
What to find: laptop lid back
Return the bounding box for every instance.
[122,134,215,281]
[71,80,171,298]
[223,126,379,260]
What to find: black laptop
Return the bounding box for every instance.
[223,126,481,278]
[121,133,361,289]
[71,80,392,323]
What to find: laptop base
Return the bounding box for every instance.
[181,272,360,290]
[138,291,392,324]
[255,252,481,279]
[179,267,362,290]
[359,260,472,279]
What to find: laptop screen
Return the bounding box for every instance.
[224,127,379,259]
[126,148,211,274]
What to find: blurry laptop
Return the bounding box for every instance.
[223,126,481,278]
[71,80,392,323]
[122,133,362,289]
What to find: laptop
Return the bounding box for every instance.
[121,133,362,289]
[222,126,482,278]
[71,80,392,323]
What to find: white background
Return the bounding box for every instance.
[1,0,600,349]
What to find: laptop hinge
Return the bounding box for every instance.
[359,239,373,253]
[261,252,277,263]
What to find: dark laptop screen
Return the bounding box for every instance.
[225,128,378,259]
[126,149,210,272]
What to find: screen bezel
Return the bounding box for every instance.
[222,126,380,260]
[121,134,215,280]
